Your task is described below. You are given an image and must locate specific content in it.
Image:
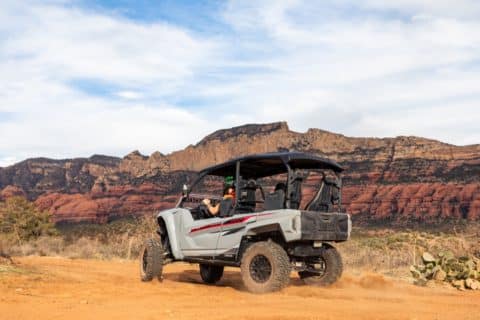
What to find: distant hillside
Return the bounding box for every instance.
[1,122,480,223]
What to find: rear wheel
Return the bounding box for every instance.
[298,244,343,286]
[199,264,224,284]
[240,241,291,293]
[140,238,163,282]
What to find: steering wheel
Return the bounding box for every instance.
[198,203,213,219]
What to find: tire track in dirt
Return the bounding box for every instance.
[1,257,479,320]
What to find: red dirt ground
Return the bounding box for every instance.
[1,257,479,320]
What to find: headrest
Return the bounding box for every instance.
[245,179,257,189]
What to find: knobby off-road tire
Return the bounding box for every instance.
[240,241,291,293]
[299,244,343,286]
[140,238,163,282]
[199,264,224,284]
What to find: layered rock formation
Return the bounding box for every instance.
[1,122,479,223]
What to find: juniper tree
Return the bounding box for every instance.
[0,196,57,242]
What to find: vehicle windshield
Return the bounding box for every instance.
[181,174,224,206]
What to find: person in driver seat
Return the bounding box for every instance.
[202,185,235,216]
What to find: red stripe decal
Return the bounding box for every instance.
[189,213,273,234]
[190,222,223,234]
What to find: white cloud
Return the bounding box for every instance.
[0,1,215,164]
[1,0,480,167]
[0,84,213,161]
[116,91,143,100]
[216,0,480,144]
[0,156,18,168]
[361,0,480,19]
[0,2,216,101]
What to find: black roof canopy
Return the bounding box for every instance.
[198,152,343,179]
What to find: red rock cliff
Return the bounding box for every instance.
[1,122,479,223]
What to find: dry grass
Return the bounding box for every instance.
[1,217,479,280]
[1,216,157,260]
[338,225,480,277]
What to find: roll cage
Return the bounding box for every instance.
[178,152,343,215]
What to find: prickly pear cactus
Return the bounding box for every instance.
[410,251,480,290]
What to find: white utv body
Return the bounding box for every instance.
[140,152,351,293]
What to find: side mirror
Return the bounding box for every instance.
[182,184,189,196]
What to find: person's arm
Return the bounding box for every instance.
[207,203,220,215]
[202,199,220,215]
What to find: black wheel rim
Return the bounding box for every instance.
[142,249,148,272]
[249,254,272,283]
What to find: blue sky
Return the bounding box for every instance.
[1,0,480,166]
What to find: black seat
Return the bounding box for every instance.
[305,177,340,212]
[236,179,258,213]
[288,174,303,210]
[241,180,257,207]
[264,189,285,210]
[219,198,234,217]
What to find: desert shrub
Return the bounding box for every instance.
[34,236,66,256]
[1,214,157,259]
[338,226,479,275]
[0,197,57,243]
[64,237,101,259]
[0,237,11,258]
[57,215,157,259]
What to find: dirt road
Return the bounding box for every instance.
[1,257,478,320]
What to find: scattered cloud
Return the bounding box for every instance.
[0,0,479,167]
[116,91,143,100]
[0,0,215,163]
[218,0,480,143]
[0,156,18,168]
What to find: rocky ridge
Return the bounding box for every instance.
[1,122,479,223]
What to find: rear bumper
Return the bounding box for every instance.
[300,211,351,241]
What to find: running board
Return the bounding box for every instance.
[183,257,240,267]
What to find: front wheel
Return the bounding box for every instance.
[298,244,343,286]
[199,264,224,284]
[240,241,291,293]
[140,238,163,282]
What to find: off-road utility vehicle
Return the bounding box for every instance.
[140,152,351,293]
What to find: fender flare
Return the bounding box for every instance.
[157,212,184,260]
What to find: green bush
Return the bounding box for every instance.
[0,196,57,243]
